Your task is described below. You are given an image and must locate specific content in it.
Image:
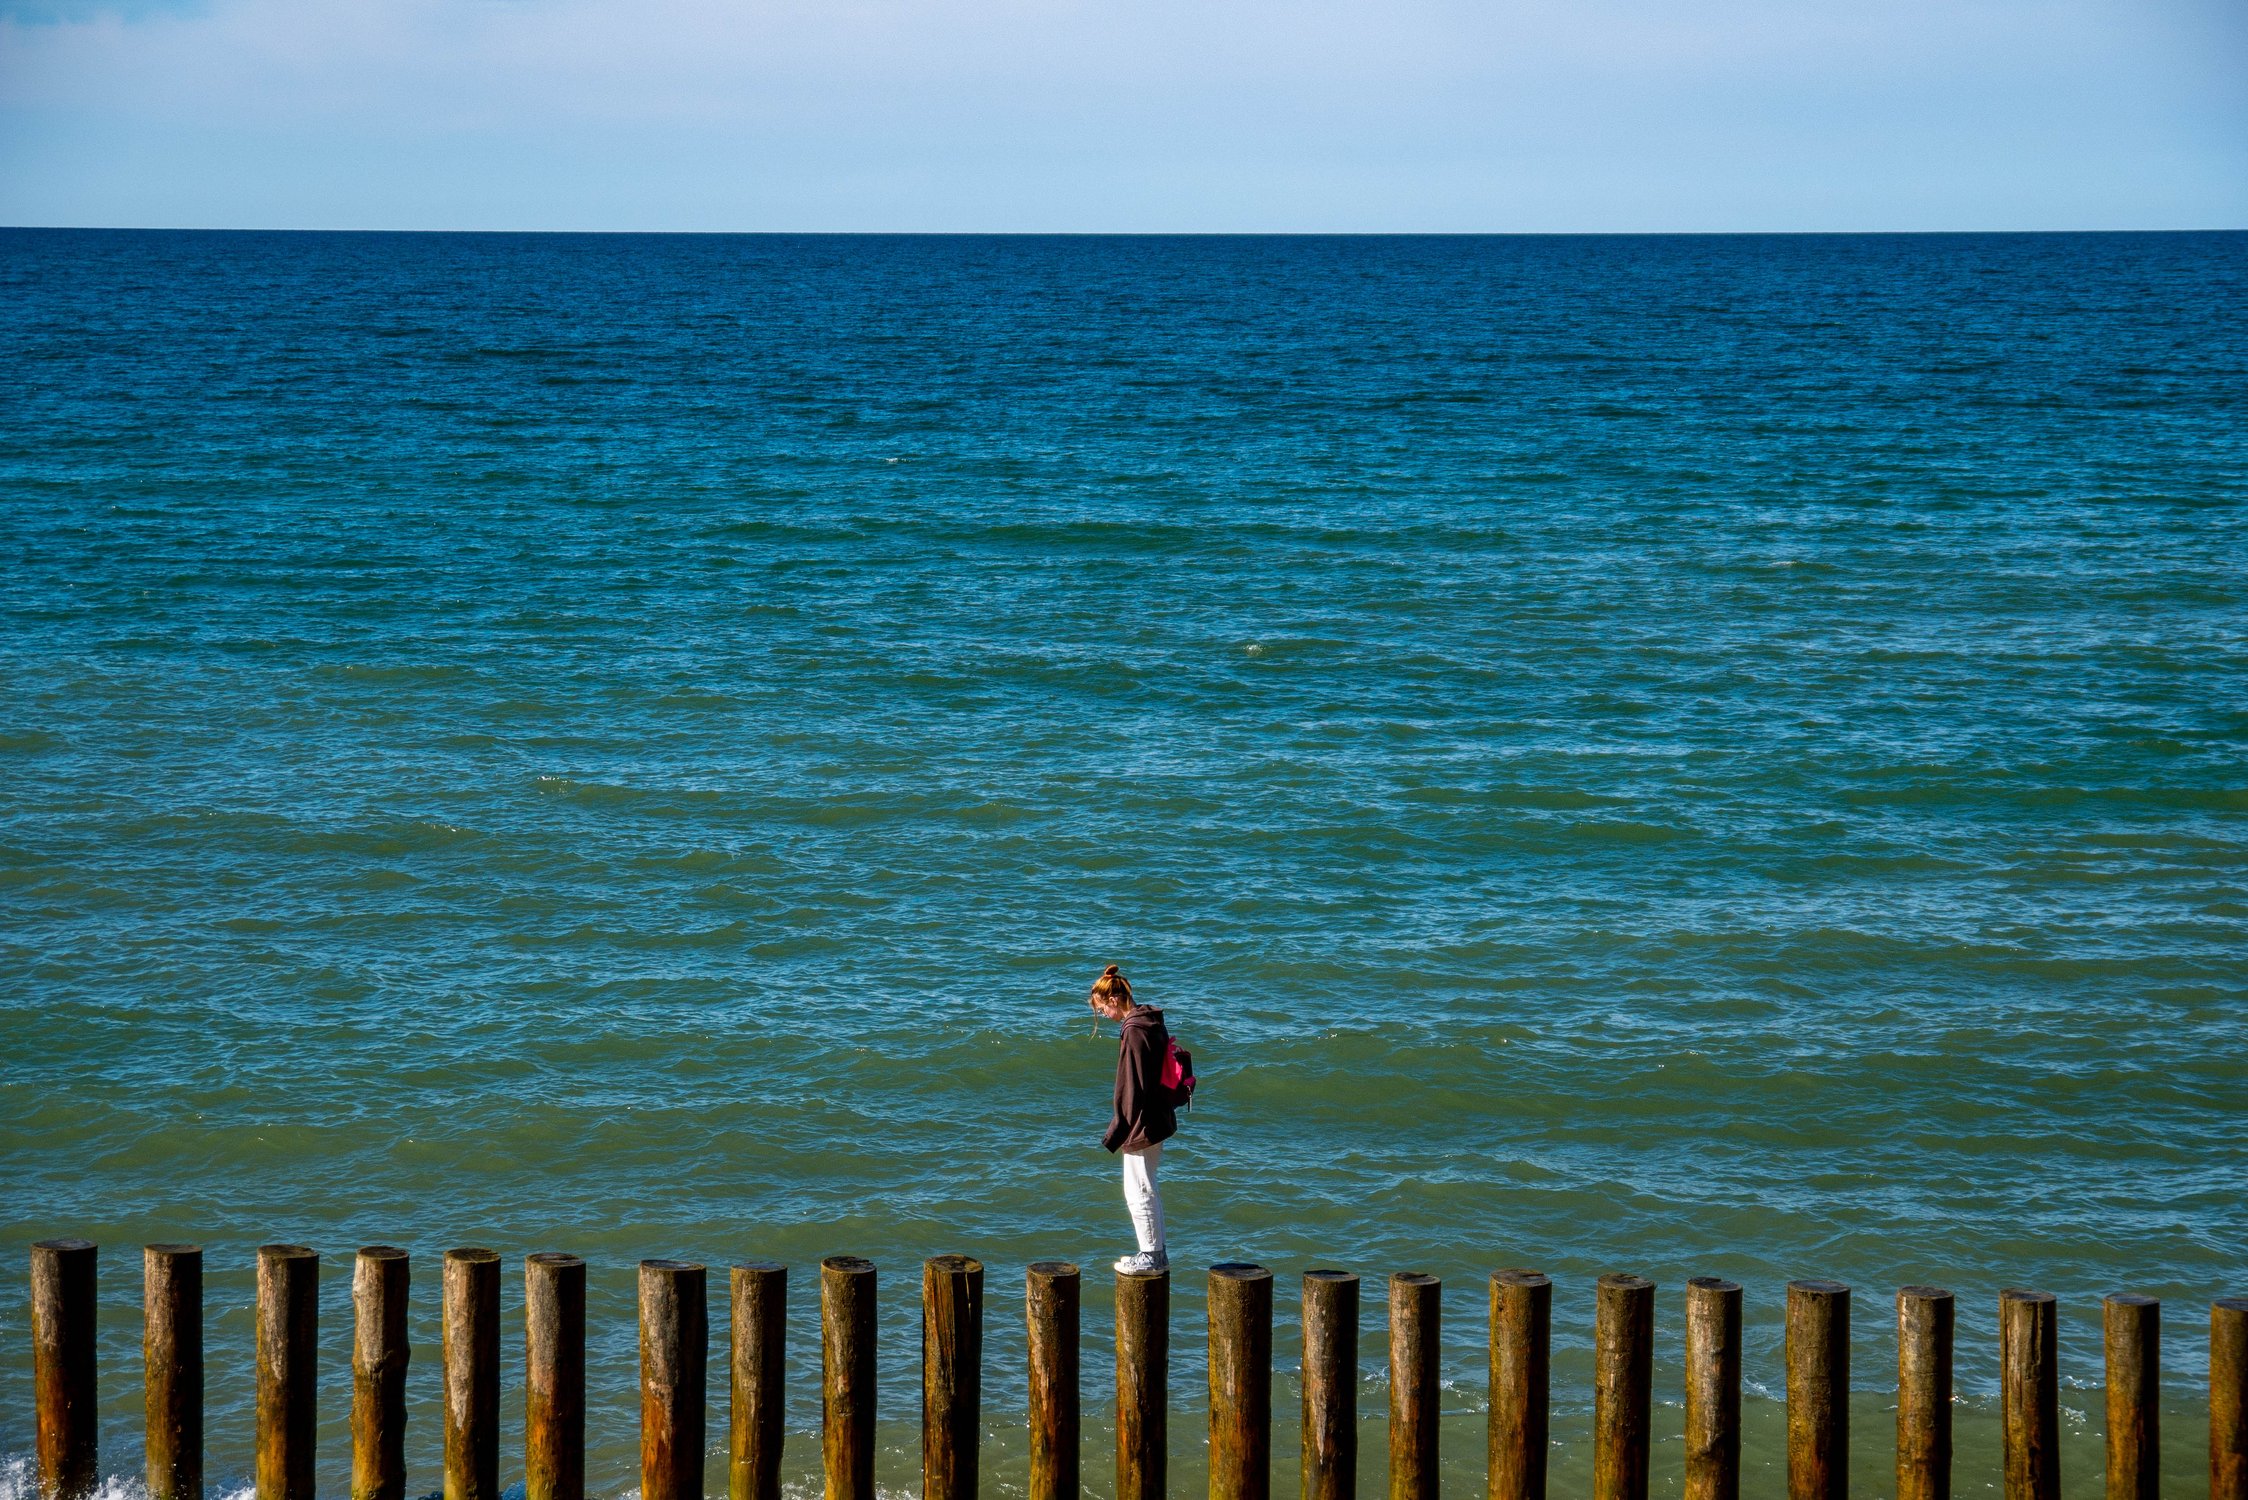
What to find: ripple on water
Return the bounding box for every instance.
[2,229,2245,1496]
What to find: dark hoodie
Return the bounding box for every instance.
[1102,1006,1179,1153]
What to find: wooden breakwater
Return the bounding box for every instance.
[23,1240,2248,1500]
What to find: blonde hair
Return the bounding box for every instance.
[1089,964,1134,1011]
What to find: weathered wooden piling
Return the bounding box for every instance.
[923,1255,985,1500]
[2215,1298,2248,1500]
[1896,1286,1953,1500]
[639,1259,708,1500]
[1117,1263,1170,1500]
[1487,1270,1550,1500]
[822,1255,878,1500]
[1210,1263,1275,1500]
[729,1261,786,1500]
[1785,1281,1848,1500]
[1027,1261,1081,1500]
[2104,1294,2159,1500]
[256,1243,320,1500]
[527,1252,587,1500]
[1389,1274,1440,1500]
[1684,1278,1740,1500]
[445,1247,503,1500]
[40,1225,2248,1500]
[1593,1274,1654,1500]
[32,1238,98,1500]
[1301,1270,1359,1500]
[2000,1289,2060,1500]
[351,1246,411,1500]
[144,1244,203,1500]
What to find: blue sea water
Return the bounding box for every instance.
[2,229,2245,1500]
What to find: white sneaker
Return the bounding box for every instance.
[1114,1250,1169,1275]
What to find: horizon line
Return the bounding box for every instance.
[6,223,2246,238]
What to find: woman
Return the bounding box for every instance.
[1090,964,1177,1273]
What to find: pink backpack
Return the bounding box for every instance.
[1160,1038,1197,1108]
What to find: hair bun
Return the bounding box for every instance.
[1102,964,1120,976]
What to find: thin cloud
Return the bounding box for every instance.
[1,0,2241,229]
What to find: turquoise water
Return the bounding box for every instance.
[2,229,2245,1500]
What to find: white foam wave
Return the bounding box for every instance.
[0,1465,902,1500]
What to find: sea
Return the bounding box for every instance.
[2,228,2244,1500]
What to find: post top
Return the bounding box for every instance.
[357,1245,410,1262]
[1598,1272,1654,1292]
[1116,1264,1169,1282]
[1303,1268,1358,1284]
[925,1254,983,1275]
[145,1243,203,1257]
[730,1259,785,1274]
[1898,1284,1953,1302]
[529,1252,586,1268]
[446,1246,501,1264]
[822,1254,876,1275]
[1027,1260,1080,1278]
[1687,1276,1741,1293]
[1210,1261,1272,1281]
[2000,1287,2056,1305]
[258,1243,317,1262]
[1788,1278,1850,1297]
[1391,1271,1440,1288]
[2104,1292,2158,1308]
[2216,1296,2248,1314]
[641,1258,705,1274]
[1491,1268,1550,1288]
[32,1238,96,1254]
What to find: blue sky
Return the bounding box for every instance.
[1,0,2242,231]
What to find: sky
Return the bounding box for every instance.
[0,0,2243,232]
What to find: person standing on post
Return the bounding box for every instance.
[1091,964,1177,1273]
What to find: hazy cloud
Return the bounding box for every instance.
[2,0,2241,228]
[0,0,199,19]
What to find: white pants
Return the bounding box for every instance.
[1122,1143,1165,1254]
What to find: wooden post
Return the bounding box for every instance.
[445,1248,503,1500]
[1301,1270,1358,1500]
[352,1246,411,1500]
[1117,1263,1170,1500]
[1896,1286,1953,1500]
[641,1259,708,1500]
[256,1243,320,1500]
[2103,1295,2158,1500]
[1785,1281,1848,1500]
[1389,1274,1439,1500]
[1683,1278,1740,1500]
[2214,1298,2248,1500]
[1487,1270,1549,1500]
[2000,1289,2059,1500]
[1028,1261,1081,1500]
[730,1261,786,1500]
[1593,1275,1653,1500]
[1210,1264,1275,1500]
[823,1256,878,1500]
[144,1244,203,1500]
[924,1255,984,1500]
[527,1253,587,1500]
[32,1238,98,1500]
